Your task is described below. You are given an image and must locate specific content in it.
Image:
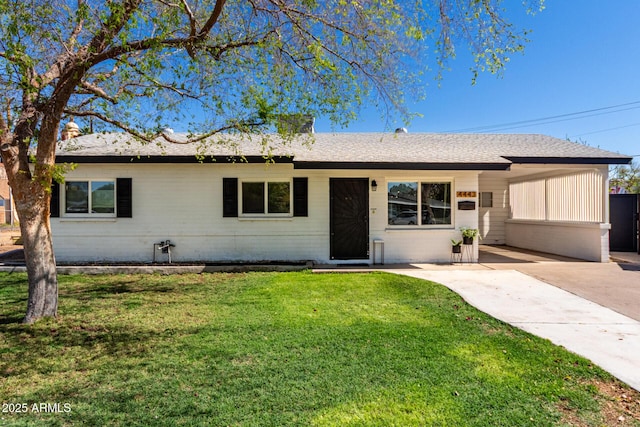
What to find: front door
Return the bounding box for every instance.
[330,178,369,260]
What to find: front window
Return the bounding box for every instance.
[268,182,291,214]
[242,181,291,215]
[388,181,451,226]
[421,183,451,224]
[65,180,115,215]
[242,182,265,214]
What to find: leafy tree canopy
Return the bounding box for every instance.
[611,161,640,194]
[0,0,543,143]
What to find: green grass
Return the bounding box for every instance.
[0,271,634,426]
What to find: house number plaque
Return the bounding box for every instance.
[456,191,477,198]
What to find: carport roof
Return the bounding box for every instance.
[54,132,632,169]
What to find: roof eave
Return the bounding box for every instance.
[54,155,294,164]
[503,156,633,165]
[293,161,511,171]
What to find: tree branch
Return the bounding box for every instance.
[179,0,198,38]
[66,0,86,50]
[78,81,118,104]
[65,109,266,144]
[198,0,227,38]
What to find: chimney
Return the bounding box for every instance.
[277,114,315,134]
[61,120,81,140]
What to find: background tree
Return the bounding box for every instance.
[0,0,542,323]
[610,161,640,194]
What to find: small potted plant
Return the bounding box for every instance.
[460,227,480,245]
[451,239,462,253]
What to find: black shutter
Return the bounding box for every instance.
[223,178,238,217]
[293,177,308,217]
[50,181,60,217]
[116,178,133,218]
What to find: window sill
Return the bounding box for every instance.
[385,226,454,232]
[59,217,118,223]
[238,216,294,221]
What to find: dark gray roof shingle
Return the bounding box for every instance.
[54,132,632,167]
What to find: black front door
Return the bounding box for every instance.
[330,178,369,260]
[610,194,639,252]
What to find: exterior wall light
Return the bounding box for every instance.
[371,180,378,191]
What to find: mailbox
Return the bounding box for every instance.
[458,201,476,210]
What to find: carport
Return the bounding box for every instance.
[479,163,616,262]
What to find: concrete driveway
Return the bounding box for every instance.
[480,245,640,321]
[393,246,640,391]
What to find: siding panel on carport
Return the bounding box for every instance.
[509,170,605,222]
[506,168,610,262]
[546,171,604,222]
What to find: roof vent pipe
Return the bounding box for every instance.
[395,127,408,133]
[61,120,81,140]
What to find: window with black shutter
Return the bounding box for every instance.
[116,178,133,218]
[293,177,308,217]
[223,177,308,218]
[50,182,60,217]
[223,178,238,217]
[51,178,132,217]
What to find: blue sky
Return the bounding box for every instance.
[315,0,640,158]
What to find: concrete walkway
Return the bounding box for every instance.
[394,267,640,391]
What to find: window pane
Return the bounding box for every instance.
[268,182,290,214]
[421,183,451,224]
[242,182,265,214]
[65,181,89,213]
[91,181,115,213]
[388,182,418,225]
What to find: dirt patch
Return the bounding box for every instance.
[559,379,640,426]
[0,226,22,255]
[596,380,640,426]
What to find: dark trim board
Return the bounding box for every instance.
[54,156,631,168]
[504,156,633,165]
[58,156,508,170]
[294,161,511,171]
[55,155,295,164]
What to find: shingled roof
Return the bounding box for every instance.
[54,132,632,170]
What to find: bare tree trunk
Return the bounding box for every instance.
[21,212,58,324]
[12,180,59,324]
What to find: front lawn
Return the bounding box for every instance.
[0,271,638,426]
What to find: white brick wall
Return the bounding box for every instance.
[505,220,611,262]
[51,164,481,263]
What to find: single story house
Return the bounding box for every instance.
[50,131,632,264]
